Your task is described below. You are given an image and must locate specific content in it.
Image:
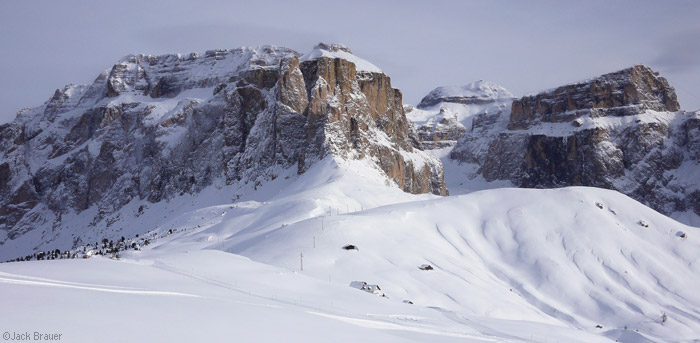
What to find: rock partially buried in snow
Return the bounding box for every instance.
[349,281,387,297]
[342,244,358,251]
[419,264,433,270]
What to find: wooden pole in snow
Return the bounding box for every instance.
[300,252,304,271]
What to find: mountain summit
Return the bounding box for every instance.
[444,65,699,223]
[406,80,516,150]
[417,80,515,109]
[0,43,446,255]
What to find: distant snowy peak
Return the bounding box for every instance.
[427,80,514,100]
[417,80,515,109]
[406,80,514,149]
[301,43,383,73]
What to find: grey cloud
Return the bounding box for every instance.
[654,28,700,72]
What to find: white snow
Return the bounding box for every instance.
[505,109,679,138]
[424,80,515,102]
[2,157,699,343]
[302,44,383,73]
[3,48,699,343]
[406,81,514,135]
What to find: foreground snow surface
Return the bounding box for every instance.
[1,159,699,343]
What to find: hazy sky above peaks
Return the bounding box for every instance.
[1,0,699,123]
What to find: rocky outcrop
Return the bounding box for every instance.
[412,107,466,149]
[508,65,680,130]
[451,65,699,219]
[0,43,446,250]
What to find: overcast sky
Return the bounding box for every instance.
[1,0,699,124]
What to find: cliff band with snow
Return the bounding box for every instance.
[0,43,446,247]
[448,65,700,219]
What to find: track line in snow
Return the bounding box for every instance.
[0,275,200,297]
[0,271,142,290]
[150,260,283,309]
[307,310,502,341]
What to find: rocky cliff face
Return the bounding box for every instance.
[450,65,700,220]
[0,43,446,248]
[508,65,680,130]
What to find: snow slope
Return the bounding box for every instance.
[2,158,699,343]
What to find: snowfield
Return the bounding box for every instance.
[1,158,699,343]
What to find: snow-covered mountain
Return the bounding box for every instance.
[406,80,516,149]
[1,44,700,343]
[0,43,446,258]
[413,66,700,226]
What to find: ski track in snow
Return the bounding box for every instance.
[0,272,199,297]
[307,311,503,342]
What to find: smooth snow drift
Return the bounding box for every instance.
[1,158,698,343]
